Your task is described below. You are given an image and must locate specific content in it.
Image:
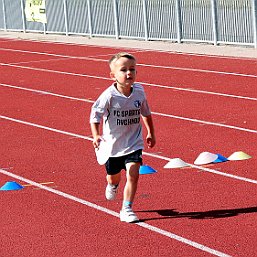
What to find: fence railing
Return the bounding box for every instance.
[0,0,257,48]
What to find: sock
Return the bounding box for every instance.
[123,200,133,209]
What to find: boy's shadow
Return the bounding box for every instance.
[138,206,257,222]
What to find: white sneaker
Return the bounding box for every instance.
[120,207,139,223]
[105,184,118,200]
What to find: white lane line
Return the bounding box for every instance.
[0,47,257,78]
[9,57,71,66]
[152,111,257,134]
[0,47,103,61]
[0,62,111,80]
[140,82,257,102]
[0,168,231,257]
[0,83,94,103]
[145,152,257,185]
[0,115,93,141]
[139,63,257,78]
[1,62,256,102]
[1,115,257,186]
[1,83,257,134]
[2,36,256,61]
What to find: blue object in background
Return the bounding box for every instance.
[0,181,24,191]
[139,165,157,175]
[213,154,228,163]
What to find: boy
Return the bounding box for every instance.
[90,52,156,223]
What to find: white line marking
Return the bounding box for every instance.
[0,62,111,80]
[1,62,256,102]
[138,63,257,78]
[1,115,257,186]
[0,168,231,257]
[1,47,257,78]
[1,83,94,103]
[188,164,257,185]
[140,82,257,102]
[1,83,256,134]
[1,37,257,60]
[152,111,257,134]
[9,57,70,66]
[0,47,106,62]
[0,115,93,141]
[145,152,257,185]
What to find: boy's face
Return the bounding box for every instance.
[110,57,136,87]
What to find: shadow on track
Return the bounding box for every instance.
[138,206,257,222]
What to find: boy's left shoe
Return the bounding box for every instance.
[120,207,139,223]
[105,184,118,200]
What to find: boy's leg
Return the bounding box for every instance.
[105,156,123,200]
[123,162,140,204]
[106,172,121,186]
[105,172,121,200]
[120,162,140,223]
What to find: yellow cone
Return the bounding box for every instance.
[227,151,252,161]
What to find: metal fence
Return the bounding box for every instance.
[0,0,257,48]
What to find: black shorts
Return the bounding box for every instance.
[105,149,143,175]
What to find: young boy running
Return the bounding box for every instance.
[90,52,156,223]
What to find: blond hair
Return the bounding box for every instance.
[109,52,136,68]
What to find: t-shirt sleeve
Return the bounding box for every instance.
[141,98,151,117]
[140,86,151,117]
[90,94,109,123]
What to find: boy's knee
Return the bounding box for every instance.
[126,164,140,180]
[129,171,139,179]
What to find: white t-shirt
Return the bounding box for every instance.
[90,83,151,157]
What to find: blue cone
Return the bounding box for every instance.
[213,154,228,163]
[139,165,157,175]
[0,181,24,191]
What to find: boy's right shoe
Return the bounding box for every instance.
[120,207,139,223]
[105,184,118,200]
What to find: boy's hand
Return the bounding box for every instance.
[146,134,156,148]
[93,136,102,149]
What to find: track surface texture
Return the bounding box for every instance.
[0,32,257,257]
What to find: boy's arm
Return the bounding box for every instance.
[142,115,156,148]
[90,122,101,148]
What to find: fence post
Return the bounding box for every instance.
[211,0,218,45]
[113,0,119,39]
[2,0,7,30]
[20,0,26,32]
[142,0,149,41]
[175,0,182,43]
[252,0,257,48]
[87,0,93,37]
[43,23,46,35]
[63,0,69,36]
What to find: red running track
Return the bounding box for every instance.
[0,37,257,257]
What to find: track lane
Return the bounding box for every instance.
[1,121,235,257]
[0,49,64,64]
[1,116,256,257]
[1,38,257,75]
[1,38,257,257]
[1,67,256,131]
[1,55,256,98]
[1,86,256,181]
